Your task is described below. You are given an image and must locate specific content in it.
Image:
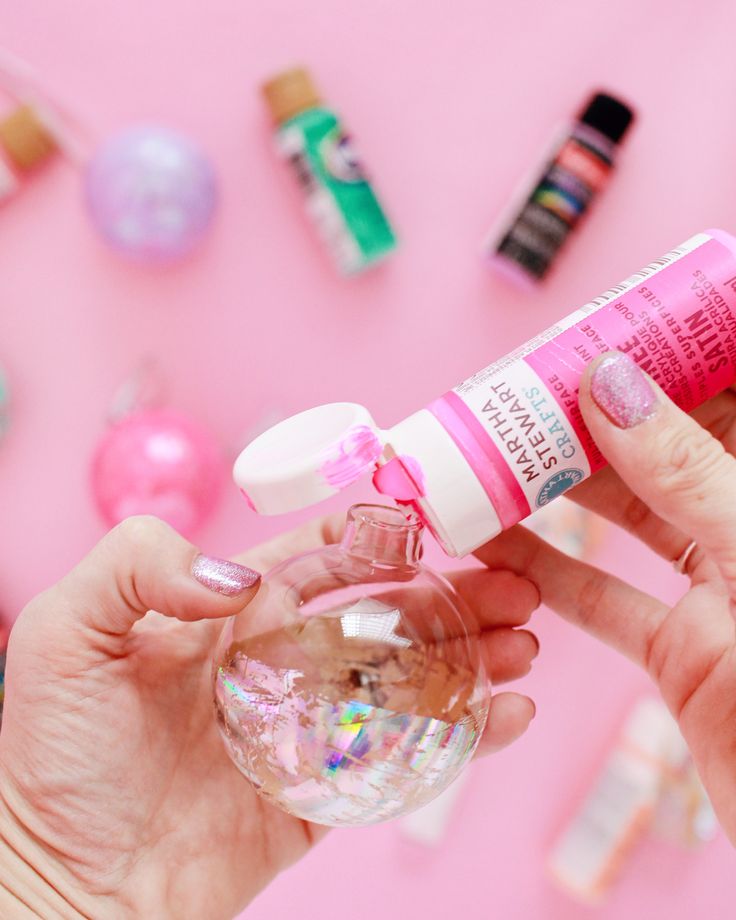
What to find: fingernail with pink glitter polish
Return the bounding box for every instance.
[590,352,657,429]
[191,554,261,596]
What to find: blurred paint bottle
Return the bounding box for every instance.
[548,698,716,905]
[262,67,397,274]
[398,766,471,847]
[525,498,608,561]
[651,729,717,849]
[0,104,57,201]
[485,91,634,286]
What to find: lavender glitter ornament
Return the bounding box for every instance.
[91,408,224,538]
[84,126,217,262]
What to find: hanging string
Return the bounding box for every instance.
[107,356,167,424]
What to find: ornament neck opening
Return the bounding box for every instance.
[341,504,423,567]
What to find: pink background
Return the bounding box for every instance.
[1,2,734,917]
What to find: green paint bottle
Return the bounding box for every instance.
[262,67,397,274]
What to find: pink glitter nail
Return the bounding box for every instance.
[590,352,657,428]
[192,554,260,596]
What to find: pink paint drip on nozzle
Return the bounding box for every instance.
[372,456,425,501]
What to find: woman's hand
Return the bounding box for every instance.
[475,351,736,845]
[0,514,539,920]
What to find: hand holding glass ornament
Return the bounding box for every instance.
[0,514,538,917]
[214,504,498,827]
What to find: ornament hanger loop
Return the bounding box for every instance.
[107,357,166,424]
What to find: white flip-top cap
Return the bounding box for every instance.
[233,402,383,515]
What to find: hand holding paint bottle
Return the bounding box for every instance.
[478,336,736,850]
[235,230,736,556]
[234,228,736,848]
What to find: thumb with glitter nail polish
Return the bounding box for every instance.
[0,515,293,920]
[578,349,736,573]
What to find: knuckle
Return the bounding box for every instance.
[319,513,346,547]
[517,628,540,659]
[649,424,728,499]
[13,586,79,651]
[575,570,610,631]
[109,514,173,549]
[14,591,52,634]
[622,493,653,531]
[506,574,540,621]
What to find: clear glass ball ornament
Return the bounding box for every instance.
[213,504,491,827]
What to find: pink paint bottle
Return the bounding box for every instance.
[235,230,736,556]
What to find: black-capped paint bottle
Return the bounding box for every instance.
[485,91,635,285]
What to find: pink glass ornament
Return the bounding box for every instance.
[91,408,224,537]
[84,126,217,262]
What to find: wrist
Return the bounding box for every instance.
[0,839,87,920]
[0,785,109,920]
[0,870,84,920]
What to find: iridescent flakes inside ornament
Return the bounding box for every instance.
[213,504,490,827]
